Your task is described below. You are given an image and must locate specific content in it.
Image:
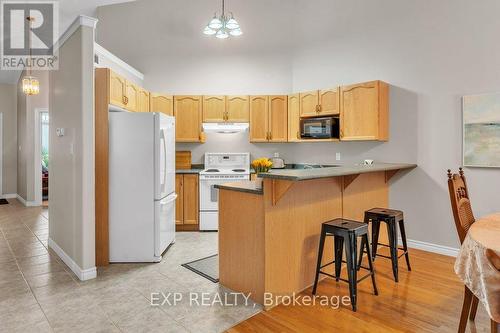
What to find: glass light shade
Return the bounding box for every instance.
[226,18,239,30]
[215,29,229,39]
[22,76,40,95]
[203,26,216,35]
[229,28,242,36]
[208,17,223,29]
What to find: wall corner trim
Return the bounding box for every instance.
[53,15,99,53]
[400,237,459,257]
[48,238,97,281]
[16,194,38,207]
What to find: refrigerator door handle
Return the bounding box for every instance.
[210,185,218,202]
[160,129,167,196]
[161,193,177,204]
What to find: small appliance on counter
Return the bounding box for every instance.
[271,152,285,169]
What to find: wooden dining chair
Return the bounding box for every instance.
[447,168,480,332]
[486,249,500,333]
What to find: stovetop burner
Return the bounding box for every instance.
[232,169,246,172]
[204,169,220,172]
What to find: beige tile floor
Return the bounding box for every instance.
[0,200,261,332]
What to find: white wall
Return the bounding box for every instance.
[49,18,97,279]
[0,84,17,195]
[95,0,294,94]
[290,0,500,248]
[96,0,500,249]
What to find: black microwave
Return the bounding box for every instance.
[300,116,339,139]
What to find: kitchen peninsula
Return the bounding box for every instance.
[216,162,416,309]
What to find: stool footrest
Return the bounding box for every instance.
[318,270,374,284]
[320,259,348,270]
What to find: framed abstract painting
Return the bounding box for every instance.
[463,92,500,167]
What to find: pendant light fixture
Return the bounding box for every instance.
[203,0,242,39]
[22,16,40,96]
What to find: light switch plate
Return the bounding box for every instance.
[336,153,341,161]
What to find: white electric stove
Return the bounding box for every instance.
[199,153,250,230]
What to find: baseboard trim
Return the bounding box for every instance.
[16,195,38,207]
[399,238,459,257]
[1,193,17,199]
[48,238,97,281]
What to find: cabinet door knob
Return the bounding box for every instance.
[296,131,300,139]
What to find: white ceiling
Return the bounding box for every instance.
[0,0,134,84]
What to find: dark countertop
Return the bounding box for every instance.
[176,164,204,174]
[215,180,263,195]
[258,162,417,181]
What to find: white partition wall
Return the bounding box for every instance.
[48,16,98,280]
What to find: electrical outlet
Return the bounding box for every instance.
[336,152,341,161]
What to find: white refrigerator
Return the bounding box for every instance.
[108,109,176,262]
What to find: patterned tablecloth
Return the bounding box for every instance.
[455,213,500,322]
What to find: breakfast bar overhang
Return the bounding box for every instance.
[216,163,417,309]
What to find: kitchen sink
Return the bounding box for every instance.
[281,163,339,170]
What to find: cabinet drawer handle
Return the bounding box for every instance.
[269,132,272,140]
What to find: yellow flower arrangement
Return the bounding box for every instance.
[251,157,273,173]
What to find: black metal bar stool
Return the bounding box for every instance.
[358,208,411,282]
[312,218,378,312]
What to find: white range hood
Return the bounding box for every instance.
[202,122,249,134]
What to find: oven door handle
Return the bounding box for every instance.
[210,184,219,202]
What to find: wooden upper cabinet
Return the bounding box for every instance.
[137,88,150,112]
[318,88,339,115]
[340,80,388,141]
[249,95,269,142]
[203,95,226,122]
[124,81,139,111]
[299,91,319,117]
[174,95,203,142]
[109,71,126,108]
[182,174,199,225]
[150,93,173,116]
[268,95,288,142]
[226,95,249,122]
[175,175,184,225]
[288,94,300,142]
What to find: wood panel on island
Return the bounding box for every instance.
[217,163,416,309]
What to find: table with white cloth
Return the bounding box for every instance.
[455,213,500,323]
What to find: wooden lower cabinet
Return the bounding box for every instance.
[175,175,184,225]
[175,174,199,231]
